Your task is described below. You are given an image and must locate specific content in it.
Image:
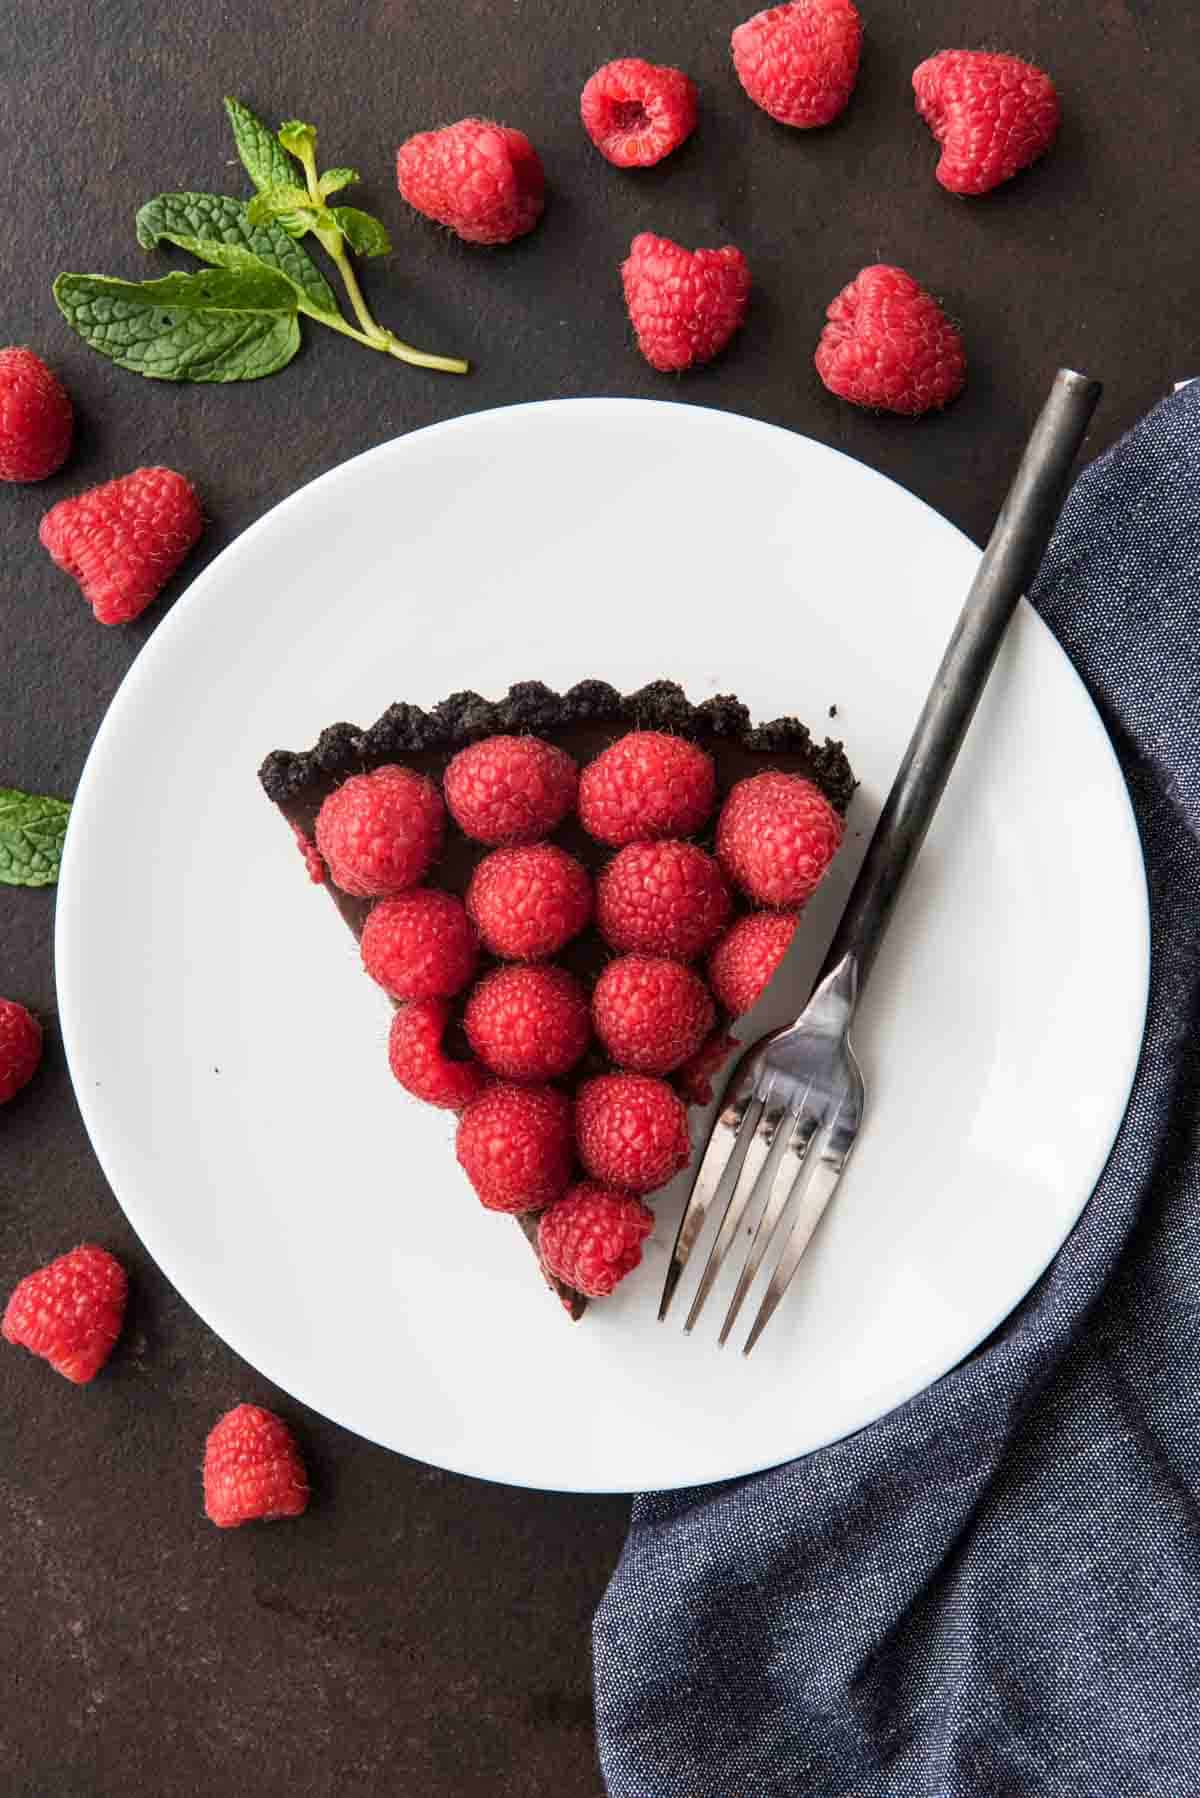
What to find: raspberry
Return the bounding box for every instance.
[291,827,326,885]
[576,1073,691,1194]
[622,233,751,373]
[388,1000,491,1110]
[580,58,698,168]
[467,844,592,960]
[203,1404,309,1528]
[315,765,445,898]
[717,772,842,907]
[2,1245,126,1384]
[578,731,716,847]
[675,1029,739,1106]
[396,118,545,245]
[597,839,732,960]
[456,1082,575,1213]
[592,955,715,1075]
[362,889,477,1000]
[708,910,800,1015]
[732,0,862,129]
[0,998,42,1104]
[0,347,72,482]
[464,964,590,1081]
[444,735,578,846]
[39,466,202,626]
[815,264,967,415]
[913,51,1060,197]
[538,1184,654,1297]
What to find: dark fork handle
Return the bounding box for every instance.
[820,367,1103,996]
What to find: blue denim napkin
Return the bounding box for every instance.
[594,382,1200,1798]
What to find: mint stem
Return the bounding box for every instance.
[380,334,471,375]
[329,240,389,341]
[293,135,468,376]
[306,301,468,373]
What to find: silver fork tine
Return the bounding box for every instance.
[684,1091,790,1333]
[716,1102,822,1348]
[658,1069,764,1321]
[742,1055,862,1357]
[741,1133,848,1358]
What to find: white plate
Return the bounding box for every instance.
[56,400,1148,1494]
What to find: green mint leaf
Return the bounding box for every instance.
[224,96,296,195]
[318,167,358,198]
[329,207,391,258]
[278,120,317,160]
[245,185,317,228]
[136,193,339,319]
[0,788,71,888]
[53,267,300,382]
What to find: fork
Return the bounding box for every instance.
[661,367,1103,1355]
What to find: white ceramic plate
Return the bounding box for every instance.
[56,400,1148,1493]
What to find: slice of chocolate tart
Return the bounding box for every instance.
[259,680,855,1319]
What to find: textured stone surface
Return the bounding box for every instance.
[2,1,1198,1792]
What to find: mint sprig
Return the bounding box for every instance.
[0,788,71,888]
[53,99,466,383]
[136,193,339,319]
[250,117,400,313]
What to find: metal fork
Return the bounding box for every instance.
[661,367,1103,1355]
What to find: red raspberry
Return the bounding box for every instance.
[578,731,716,847]
[467,844,592,960]
[622,233,751,373]
[2,1244,126,1384]
[913,51,1060,197]
[576,1073,691,1194]
[444,735,577,846]
[815,264,967,416]
[675,1029,739,1106]
[39,466,202,626]
[538,1184,654,1297]
[717,773,842,907]
[732,0,862,129]
[315,765,445,898]
[362,889,477,1000]
[597,839,732,960]
[456,1082,574,1213]
[708,909,800,1015]
[291,827,326,885]
[203,1403,309,1529]
[396,118,545,245]
[388,1000,491,1110]
[0,347,72,482]
[0,998,42,1104]
[464,964,590,1081]
[592,955,715,1076]
[580,58,698,168]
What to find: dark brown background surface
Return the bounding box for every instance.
[1,2,1196,1792]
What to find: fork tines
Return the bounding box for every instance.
[659,955,864,1355]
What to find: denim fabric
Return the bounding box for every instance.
[594,383,1200,1798]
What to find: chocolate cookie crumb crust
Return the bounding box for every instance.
[260,679,855,814]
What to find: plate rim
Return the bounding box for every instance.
[55,397,1151,1493]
